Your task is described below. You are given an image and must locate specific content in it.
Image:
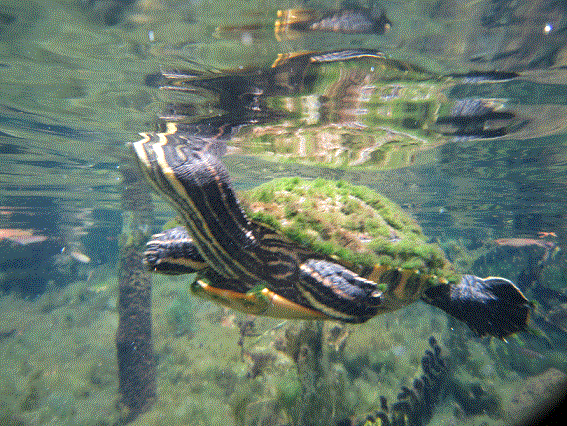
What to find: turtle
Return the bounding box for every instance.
[132,128,532,338]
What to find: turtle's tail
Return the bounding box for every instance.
[422,275,532,338]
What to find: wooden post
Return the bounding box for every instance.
[116,165,156,422]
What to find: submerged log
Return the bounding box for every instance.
[116,165,156,422]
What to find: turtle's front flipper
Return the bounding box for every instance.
[144,226,208,275]
[422,275,532,338]
[298,259,383,323]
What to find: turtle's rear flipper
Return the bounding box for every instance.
[422,275,532,338]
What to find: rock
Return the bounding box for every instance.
[505,368,567,425]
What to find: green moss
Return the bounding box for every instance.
[163,216,183,230]
[240,177,456,281]
[257,185,275,203]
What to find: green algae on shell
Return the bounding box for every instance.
[240,177,459,283]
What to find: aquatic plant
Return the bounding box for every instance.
[352,336,448,426]
[165,279,199,338]
[351,336,503,426]
[275,372,302,411]
[271,321,359,426]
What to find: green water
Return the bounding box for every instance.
[0,0,566,425]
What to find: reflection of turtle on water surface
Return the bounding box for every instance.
[274,3,391,38]
[132,128,531,339]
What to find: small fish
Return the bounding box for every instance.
[220,313,237,328]
[0,229,48,245]
[517,346,547,360]
[538,231,557,238]
[70,251,91,263]
[494,238,556,249]
[0,329,16,341]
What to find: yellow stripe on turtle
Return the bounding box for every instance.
[154,256,208,271]
[190,280,329,320]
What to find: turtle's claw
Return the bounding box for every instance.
[144,227,207,275]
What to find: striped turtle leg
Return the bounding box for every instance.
[298,259,383,323]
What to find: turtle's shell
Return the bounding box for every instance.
[240,177,459,285]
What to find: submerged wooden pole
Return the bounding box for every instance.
[116,164,156,422]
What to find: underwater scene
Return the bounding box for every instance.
[1,0,567,425]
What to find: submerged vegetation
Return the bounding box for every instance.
[165,279,199,338]
[0,237,566,426]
